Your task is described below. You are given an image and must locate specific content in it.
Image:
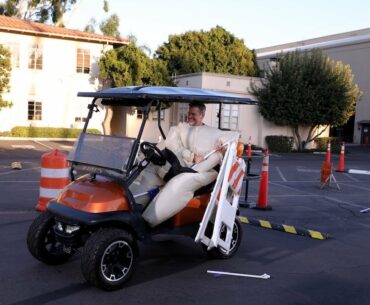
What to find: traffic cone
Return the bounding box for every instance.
[337,142,345,173]
[255,149,272,210]
[325,141,331,163]
[36,149,69,212]
[247,136,252,158]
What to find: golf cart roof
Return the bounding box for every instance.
[78,86,257,105]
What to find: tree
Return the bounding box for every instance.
[0,45,12,111]
[98,42,173,87]
[84,17,97,33]
[99,13,120,37]
[251,49,362,150]
[0,0,77,26]
[155,26,257,76]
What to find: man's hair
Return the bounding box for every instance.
[189,101,206,115]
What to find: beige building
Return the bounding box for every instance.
[256,28,370,144]
[0,15,128,133]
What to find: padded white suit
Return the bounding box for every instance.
[142,123,238,227]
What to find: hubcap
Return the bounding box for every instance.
[219,222,239,254]
[101,240,133,282]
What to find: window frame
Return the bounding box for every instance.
[28,101,42,121]
[76,48,91,74]
[28,45,43,70]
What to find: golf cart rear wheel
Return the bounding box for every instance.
[27,212,75,265]
[81,228,138,291]
[203,218,243,259]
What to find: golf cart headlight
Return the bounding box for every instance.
[65,224,80,234]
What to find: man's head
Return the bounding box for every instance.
[188,102,206,126]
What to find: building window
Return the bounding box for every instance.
[226,81,231,87]
[75,117,87,122]
[152,110,165,121]
[28,45,43,70]
[221,104,238,130]
[28,101,42,120]
[4,44,20,68]
[76,48,90,73]
[136,109,143,119]
[178,103,188,122]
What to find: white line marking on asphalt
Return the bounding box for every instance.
[275,167,287,182]
[33,140,54,150]
[297,168,321,173]
[60,145,72,149]
[348,169,370,175]
[323,196,366,209]
[343,173,360,182]
[0,167,40,176]
[270,181,368,209]
[338,182,370,191]
[11,145,35,149]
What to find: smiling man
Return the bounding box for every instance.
[187,102,206,127]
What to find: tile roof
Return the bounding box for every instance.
[0,15,128,46]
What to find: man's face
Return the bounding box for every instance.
[188,106,204,126]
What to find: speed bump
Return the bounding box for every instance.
[238,216,330,240]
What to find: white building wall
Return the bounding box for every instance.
[0,32,111,132]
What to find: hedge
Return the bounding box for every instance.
[265,135,294,153]
[314,137,342,153]
[9,126,101,138]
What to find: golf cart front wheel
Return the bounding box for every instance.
[27,212,75,265]
[81,228,138,291]
[203,217,243,259]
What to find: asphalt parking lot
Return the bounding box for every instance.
[0,139,369,305]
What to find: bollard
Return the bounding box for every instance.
[255,149,272,210]
[36,149,69,212]
[337,142,345,173]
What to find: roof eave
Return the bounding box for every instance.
[0,26,128,45]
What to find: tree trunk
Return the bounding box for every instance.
[304,125,329,149]
[292,126,303,151]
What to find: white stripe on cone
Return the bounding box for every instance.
[41,168,69,178]
[39,187,64,198]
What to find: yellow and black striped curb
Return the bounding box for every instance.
[238,216,331,240]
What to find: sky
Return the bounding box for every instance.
[65,0,370,53]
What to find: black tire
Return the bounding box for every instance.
[81,228,138,291]
[202,218,243,259]
[27,212,75,265]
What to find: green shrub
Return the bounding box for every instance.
[0,131,11,137]
[314,137,342,153]
[265,135,294,153]
[10,126,101,138]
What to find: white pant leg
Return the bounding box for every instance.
[142,171,217,227]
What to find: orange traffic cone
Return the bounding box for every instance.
[255,149,272,210]
[36,149,69,212]
[337,142,345,173]
[325,141,331,163]
[247,136,252,158]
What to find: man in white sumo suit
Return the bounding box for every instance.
[141,102,238,227]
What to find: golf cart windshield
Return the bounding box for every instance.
[68,133,135,174]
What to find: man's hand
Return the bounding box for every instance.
[193,154,205,164]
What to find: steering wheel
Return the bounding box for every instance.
[140,141,166,166]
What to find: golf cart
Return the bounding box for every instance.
[27,86,256,290]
